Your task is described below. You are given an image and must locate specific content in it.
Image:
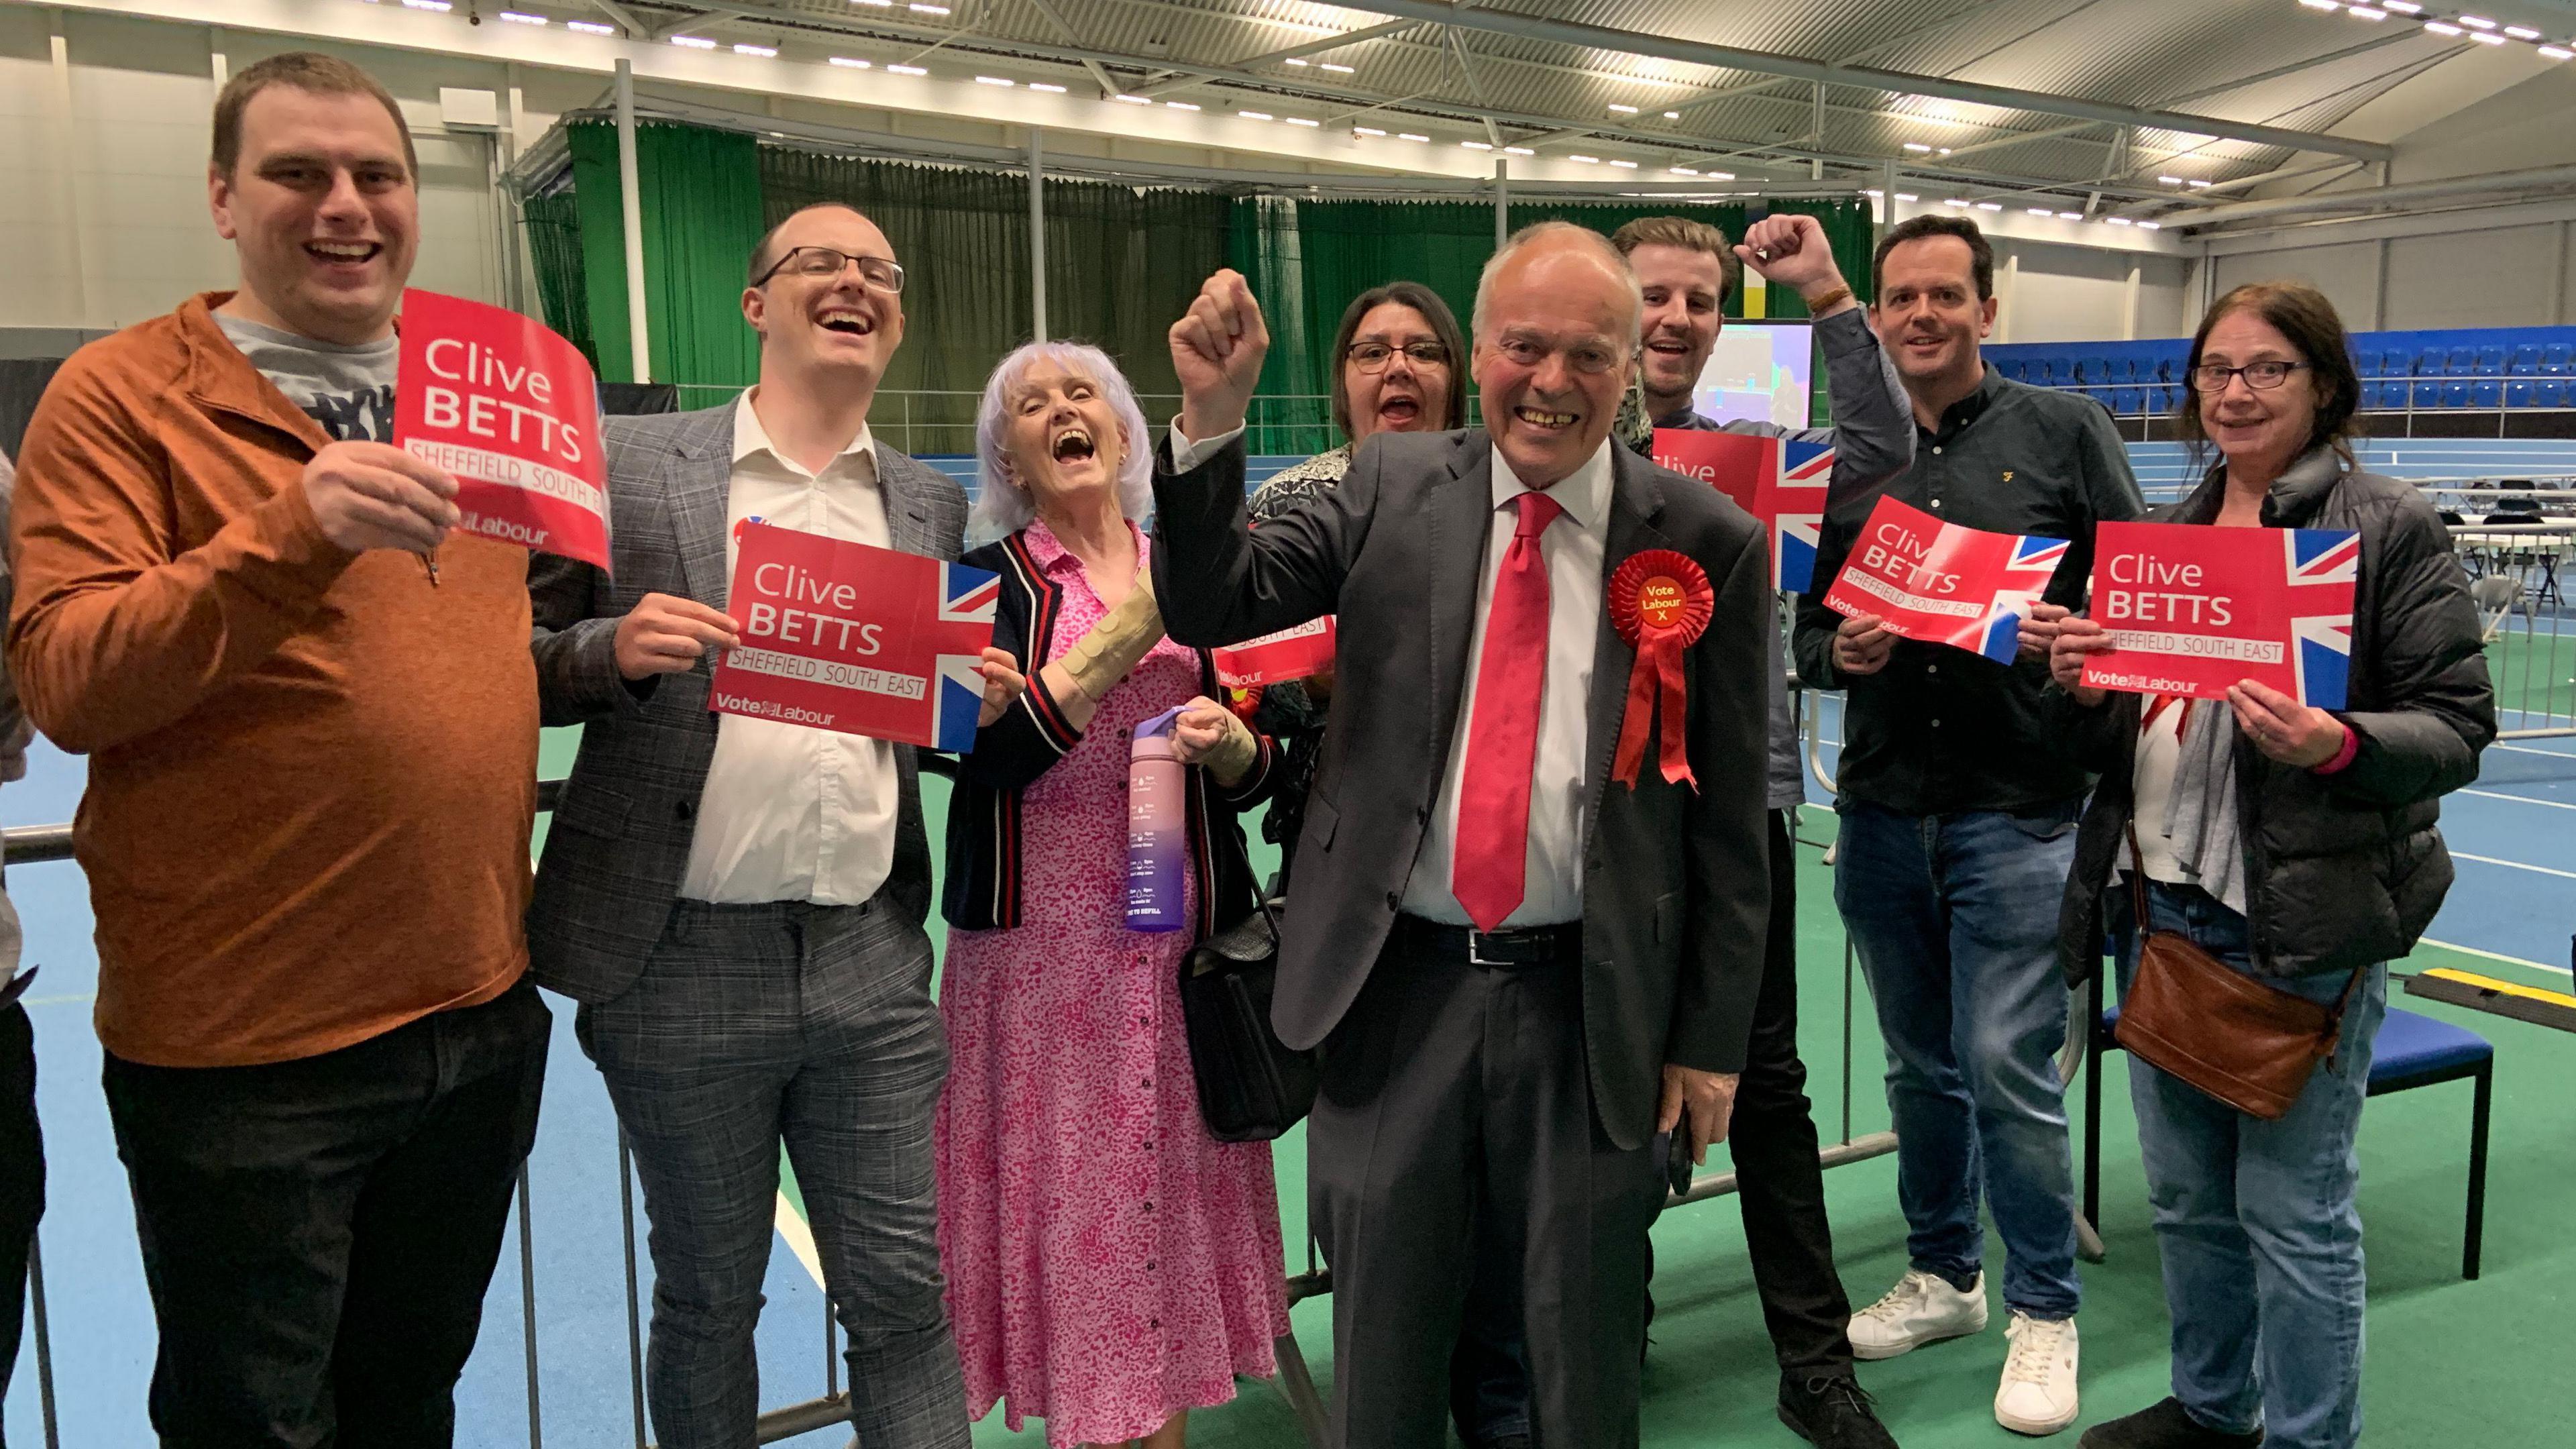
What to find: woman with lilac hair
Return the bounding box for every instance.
[936,340,1289,1448]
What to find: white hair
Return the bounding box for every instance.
[968,339,1156,543]
[1471,219,1644,350]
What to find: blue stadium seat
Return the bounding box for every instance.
[2415,345,2447,378]
[2157,385,2182,413]
[2447,345,2478,377]
[2363,380,2393,411]
[2088,1001,2492,1281]
[2475,345,2507,376]
[2414,380,2443,409]
[1998,360,2025,382]
[2546,343,2572,376]
[2443,381,2473,409]
[2109,358,2138,385]
[2510,343,2544,376]
[2538,379,2569,409]
[2114,387,2143,416]
[2473,379,2503,409]
[2508,380,2534,409]
[2357,349,2385,378]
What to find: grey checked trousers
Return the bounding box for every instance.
[577,898,969,1449]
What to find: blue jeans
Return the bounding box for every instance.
[1835,801,2082,1320]
[2116,880,2387,1449]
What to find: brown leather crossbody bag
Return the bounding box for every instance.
[2114,824,2364,1120]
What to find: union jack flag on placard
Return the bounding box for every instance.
[1649,429,1834,591]
[932,562,1003,752]
[2286,529,2359,710]
[1974,535,2070,662]
[1772,439,1833,592]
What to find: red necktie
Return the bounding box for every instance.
[1452,488,1564,932]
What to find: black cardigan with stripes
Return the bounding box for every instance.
[940,527,1280,935]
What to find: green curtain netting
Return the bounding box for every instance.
[520,189,594,374]
[524,120,1878,448]
[564,120,766,389]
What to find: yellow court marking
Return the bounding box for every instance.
[2420,967,2576,1010]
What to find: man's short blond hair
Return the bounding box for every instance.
[1472,220,1643,347]
[1609,215,1739,307]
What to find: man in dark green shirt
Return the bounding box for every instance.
[1792,216,2143,1439]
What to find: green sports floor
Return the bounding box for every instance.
[903,786,2576,1448]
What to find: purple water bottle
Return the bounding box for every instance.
[1126,706,1189,933]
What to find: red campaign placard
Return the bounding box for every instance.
[392,288,610,572]
[2081,521,2358,708]
[1212,616,1336,688]
[707,523,1000,752]
[1819,496,2070,663]
[1651,429,1831,592]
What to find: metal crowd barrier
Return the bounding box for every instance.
[2449,520,2576,739]
[3,683,1898,1448]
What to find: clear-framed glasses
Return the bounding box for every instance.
[756,246,907,293]
[1490,334,1629,376]
[2191,360,2306,391]
[1344,340,1451,373]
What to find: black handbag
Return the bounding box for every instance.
[1177,896,1318,1142]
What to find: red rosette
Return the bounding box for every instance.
[1607,549,1714,790]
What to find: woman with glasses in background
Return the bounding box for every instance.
[2047,283,2493,1449]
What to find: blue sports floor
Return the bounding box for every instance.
[4,657,2571,1446]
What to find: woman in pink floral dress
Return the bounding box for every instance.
[938,340,1289,1448]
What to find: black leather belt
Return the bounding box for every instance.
[1393,914,1584,969]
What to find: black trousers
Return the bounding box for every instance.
[1310,932,1666,1449]
[1721,808,1858,1375]
[1,1002,40,1446]
[102,979,550,1449]
[1448,810,1858,1441]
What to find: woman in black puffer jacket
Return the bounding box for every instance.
[2046,283,2492,1449]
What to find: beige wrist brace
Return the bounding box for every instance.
[1201,709,1259,783]
[1059,576,1165,702]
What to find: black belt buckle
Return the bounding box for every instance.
[1465,927,1554,969]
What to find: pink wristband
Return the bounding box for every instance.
[2312,720,2360,775]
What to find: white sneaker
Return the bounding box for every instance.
[1994,1311,2081,1436]
[1845,1267,1990,1360]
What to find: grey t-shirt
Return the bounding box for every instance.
[215,313,399,444]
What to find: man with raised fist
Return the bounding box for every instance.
[1150,224,1774,1446]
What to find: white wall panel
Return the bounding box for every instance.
[2212,241,2379,327]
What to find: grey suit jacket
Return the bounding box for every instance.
[1150,428,1774,1150]
[523,403,969,1005]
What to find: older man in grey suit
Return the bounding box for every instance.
[1153,224,1776,1446]
[527,202,985,1448]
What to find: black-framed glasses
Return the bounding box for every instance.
[2191,360,2307,392]
[755,246,907,293]
[1344,340,1451,373]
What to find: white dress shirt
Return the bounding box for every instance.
[1169,422,1611,928]
[680,390,900,906]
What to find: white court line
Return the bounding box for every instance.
[2420,937,2574,979]
[2459,787,2576,811]
[2452,851,2576,881]
[2490,742,2576,757]
[777,1190,828,1289]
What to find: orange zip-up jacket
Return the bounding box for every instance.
[5,293,538,1067]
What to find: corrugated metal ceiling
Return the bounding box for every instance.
[641,0,2531,207]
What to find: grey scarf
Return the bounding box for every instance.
[2152,446,2353,916]
[2161,698,2246,914]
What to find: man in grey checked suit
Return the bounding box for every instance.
[527,203,972,1448]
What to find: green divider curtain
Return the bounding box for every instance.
[520,189,596,374]
[523,119,1876,444]
[564,121,766,389]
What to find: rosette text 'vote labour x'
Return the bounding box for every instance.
[1609,549,1715,790]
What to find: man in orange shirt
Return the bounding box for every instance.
[5,54,545,1445]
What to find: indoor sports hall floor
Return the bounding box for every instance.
[4,642,2570,1447]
